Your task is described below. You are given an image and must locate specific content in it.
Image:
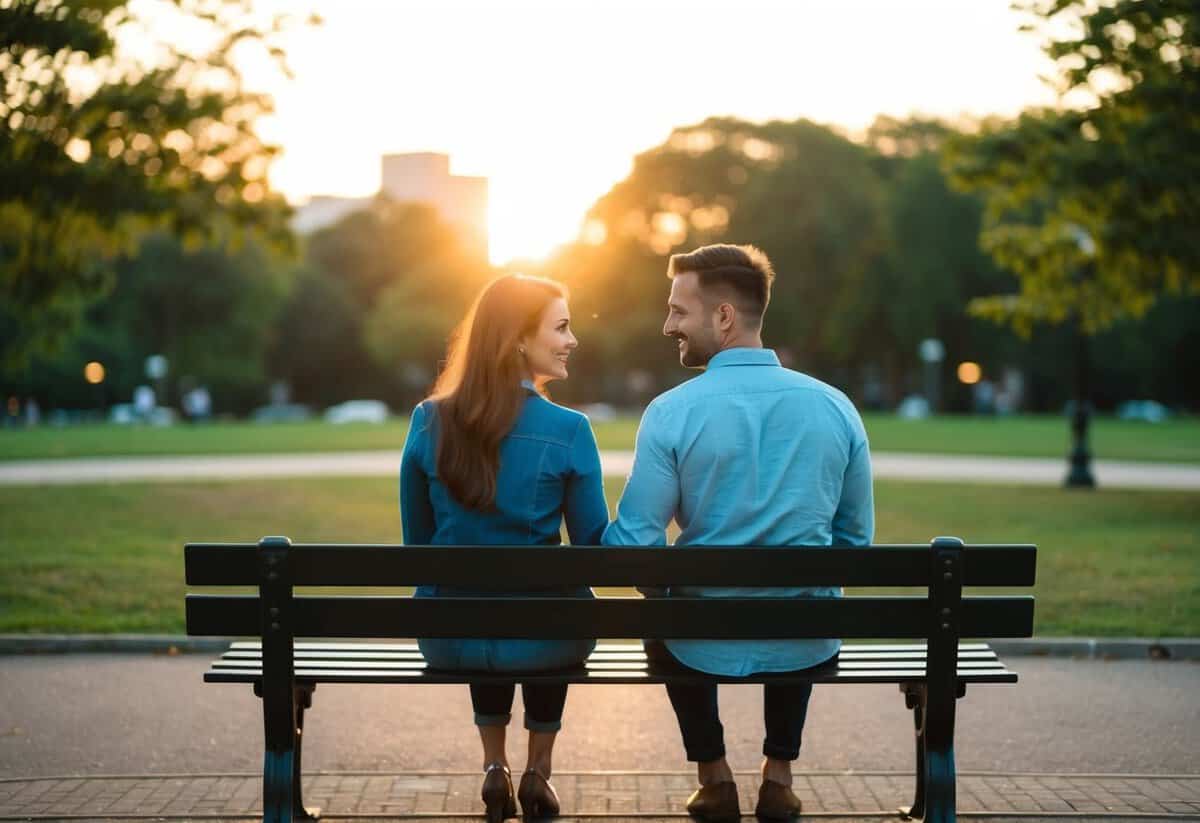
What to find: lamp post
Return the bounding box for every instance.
[918,338,945,414]
[1064,225,1096,489]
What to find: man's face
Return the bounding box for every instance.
[663,272,720,368]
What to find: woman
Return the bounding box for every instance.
[400,274,607,822]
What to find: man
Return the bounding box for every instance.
[603,244,874,821]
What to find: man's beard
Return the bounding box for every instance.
[677,333,717,368]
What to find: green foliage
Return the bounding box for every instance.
[3,231,296,412]
[945,0,1200,336]
[545,116,1015,408]
[0,0,303,366]
[270,200,490,408]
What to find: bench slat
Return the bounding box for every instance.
[220,647,999,663]
[226,640,996,653]
[186,544,1036,587]
[203,666,1017,686]
[206,641,1015,687]
[187,594,1035,639]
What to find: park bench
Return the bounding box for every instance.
[185,536,1036,823]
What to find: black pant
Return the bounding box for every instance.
[470,683,569,732]
[646,640,818,763]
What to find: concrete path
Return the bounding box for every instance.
[1,654,1197,819]
[2,450,1199,489]
[2,655,1197,776]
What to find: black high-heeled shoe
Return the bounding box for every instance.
[517,769,560,819]
[481,763,517,823]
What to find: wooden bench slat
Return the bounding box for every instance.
[203,667,1018,686]
[217,648,1000,664]
[225,640,997,653]
[218,652,1003,671]
[186,544,1037,587]
[210,658,1011,674]
[207,641,1015,680]
[187,594,1035,639]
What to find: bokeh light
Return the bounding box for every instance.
[84,361,106,384]
[957,361,982,385]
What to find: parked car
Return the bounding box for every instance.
[324,399,389,424]
[1116,400,1170,423]
[251,403,313,423]
[896,394,932,420]
[108,403,137,424]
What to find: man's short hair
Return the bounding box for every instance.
[667,244,775,323]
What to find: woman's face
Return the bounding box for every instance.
[521,297,577,382]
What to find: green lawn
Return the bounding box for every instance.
[1,477,1195,636]
[1,414,1197,463]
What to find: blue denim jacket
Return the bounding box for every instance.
[603,348,875,676]
[400,384,607,671]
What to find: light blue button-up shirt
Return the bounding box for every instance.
[602,347,874,676]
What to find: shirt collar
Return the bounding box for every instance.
[706,347,780,369]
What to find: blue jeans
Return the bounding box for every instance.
[646,640,832,762]
[416,584,595,731]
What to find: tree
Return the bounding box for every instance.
[550,117,896,400]
[270,200,488,409]
[945,0,1200,335]
[946,0,1199,483]
[0,0,303,367]
[551,115,1017,409]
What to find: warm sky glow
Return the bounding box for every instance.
[238,0,1058,265]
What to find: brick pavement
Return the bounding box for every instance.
[1,771,1197,820]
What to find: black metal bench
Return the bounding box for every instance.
[185,536,1036,823]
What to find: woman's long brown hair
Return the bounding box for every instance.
[428,274,567,511]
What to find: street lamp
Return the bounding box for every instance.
[1064,225,1096,489]
[918,338,945,414]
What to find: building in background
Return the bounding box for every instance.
[292,152,488,258]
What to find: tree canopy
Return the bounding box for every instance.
[945,0,1200,336]
[0,0,303,366]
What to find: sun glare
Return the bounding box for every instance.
[487,182,573,265]
[250,1,1055,268]
[485,164,626,267]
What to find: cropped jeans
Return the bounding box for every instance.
[416,584,596,732]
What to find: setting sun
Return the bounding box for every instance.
[247,0,1055,266]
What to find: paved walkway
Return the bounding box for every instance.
[2,450,1199,489]
[2,655,1198,819]
[3,771,1198,819]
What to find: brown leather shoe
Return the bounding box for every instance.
[755,779,802,820]
[686,781,741,822]
[481,763,517,823]
[517,769,560,819]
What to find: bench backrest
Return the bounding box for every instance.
[185,537,1036,641]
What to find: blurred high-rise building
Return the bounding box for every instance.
[292,152,488,258]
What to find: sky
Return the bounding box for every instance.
[234,0,1060,265]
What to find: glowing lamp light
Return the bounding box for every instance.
[957,361,982,385]
[84,361,106,384]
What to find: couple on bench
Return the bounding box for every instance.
[400,243,875,822]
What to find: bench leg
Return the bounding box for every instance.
[898,683,956,823]
[293,684,319,821]
[257,682,320,822]
[899,684,926,820]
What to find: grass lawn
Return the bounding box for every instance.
[1,477,1195,636]
[1,414,1197,463]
